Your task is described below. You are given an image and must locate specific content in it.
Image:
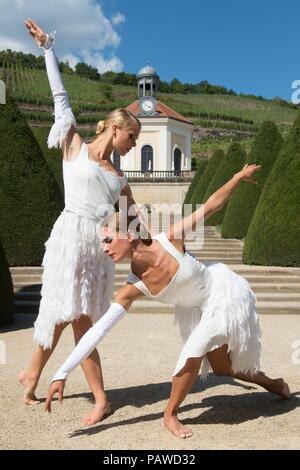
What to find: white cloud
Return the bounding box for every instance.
[0,0,124,72]
[111,12,126,26]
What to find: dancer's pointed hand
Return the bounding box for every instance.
[236,163,262,184]
[45,380,65,413]
[24,18,47,47]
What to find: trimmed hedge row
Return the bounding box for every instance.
[190,149,225,209]
[222,121,283,239]
[203,143,247,225]
[243,113,300,266]
[32,127,64,195]
[0,239,14,327]
[0,96,64,265]
[183,159,207,206]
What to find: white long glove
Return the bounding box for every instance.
[43,33,76,148]
[51,303,127,382]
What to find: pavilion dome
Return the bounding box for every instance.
[137,63,157,77]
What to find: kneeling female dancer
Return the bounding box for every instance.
[45,163,291,438]
[19,19,141,425]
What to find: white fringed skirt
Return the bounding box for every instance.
[174,262,262,378]
[34,210,115,349]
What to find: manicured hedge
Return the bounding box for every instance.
[222,122,283,239]
[243,113,300,266]
[183,159,207,207]
[0,95,64,265]
[32,126,64,195]
[190,149,225,209]
[0,239,14,327]
[203,143,247,225]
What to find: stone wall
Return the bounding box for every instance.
[130,181,190,214]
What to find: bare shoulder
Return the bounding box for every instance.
[62,127,82,161]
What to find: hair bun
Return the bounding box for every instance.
[96,120,105,134]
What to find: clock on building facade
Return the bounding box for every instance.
[139,96,157,116]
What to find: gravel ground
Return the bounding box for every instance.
[0,313,299,450]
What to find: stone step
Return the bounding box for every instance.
[247,283,300,293]
[149,250,244,257]
[256,292,300,301]
[13,272,297,286]
[14,283,42,293]
[185,244,243,251]
[240,274,300,284]
[15,292,300,304]
[229,265,300,276]
[10,262,300,276]
[10,267,43,274]
[14,280,300,300]
[13,270,298,286]
[14,299,300,315]
[255,301,300,314]
[11,274,43,282]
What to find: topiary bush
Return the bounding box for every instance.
[222,122,283,239]
[32,126,64,195]
[183,159,207,207]
[0,95,64,265]
[243,113,300,266]
[190,149,224,210]
[203,143,247,225]
[0,239,14,327]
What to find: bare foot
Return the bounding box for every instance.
[164,413,193,439]
[18,371,40,405]
[82,401,111,426]
[268,378,291,399]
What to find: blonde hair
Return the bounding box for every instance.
[96,108,141,135]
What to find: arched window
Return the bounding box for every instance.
[113,150,120,170]
[174,148,182,176]
[141,145,153,173]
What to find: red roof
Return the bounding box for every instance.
[126,100,193,125]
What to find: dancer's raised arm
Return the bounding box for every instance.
[25,18,79,157]
[168,163,261,241]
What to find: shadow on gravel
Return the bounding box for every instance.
[0,313,37,332]
[68,378,299,437]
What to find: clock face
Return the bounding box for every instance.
[142,99,154,113]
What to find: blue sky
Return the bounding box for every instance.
[101,0,299,101]
[1,0,299,101]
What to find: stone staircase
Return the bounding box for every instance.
[11,227,300,316]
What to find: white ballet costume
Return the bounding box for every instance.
[128,232,262,378]
[33,34,128,349]
[50,233,261,384]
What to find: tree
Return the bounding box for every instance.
[190,149,225,210]
[75,62,100,81]
[243,113,300,266]
[0,239,14,327]
[32,127,64,195]
[203,143,247,226]
[222,122,283,239]
[0,95,64,265]
[183,160,207,207]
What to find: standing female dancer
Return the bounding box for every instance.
[19,19,141,425]
[44,163,290,437]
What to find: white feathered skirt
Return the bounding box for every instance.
[34,210,115,349]
[174,262,261,379]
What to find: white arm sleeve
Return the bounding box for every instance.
[51,303,127,382]
[42,33,76,149]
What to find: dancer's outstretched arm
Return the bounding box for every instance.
[25,18,79,156]
[169,163,261,240]
[44,285,142,412]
